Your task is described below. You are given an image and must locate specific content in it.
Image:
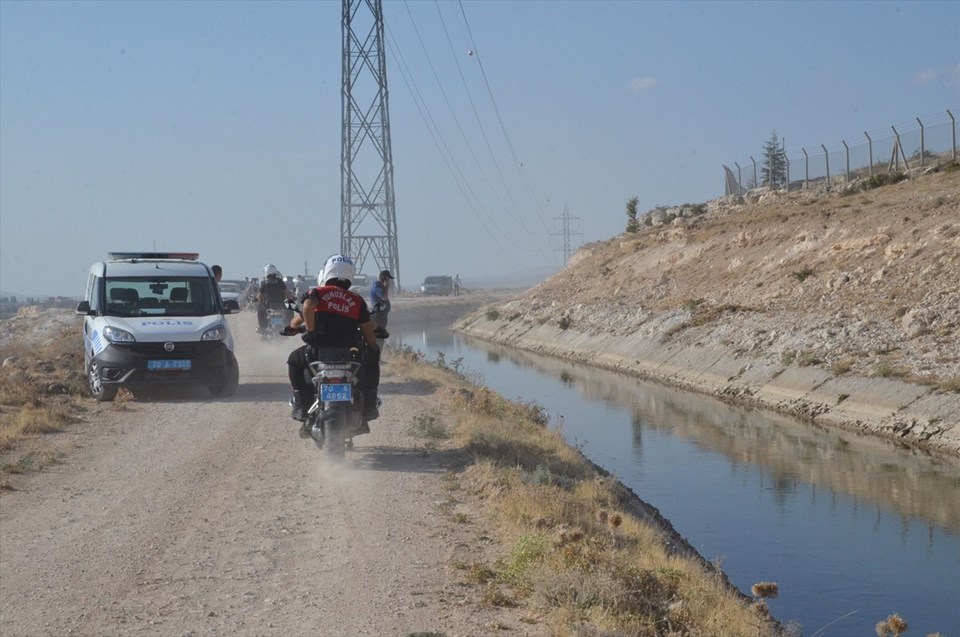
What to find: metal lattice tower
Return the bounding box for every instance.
[551,204,583,264]
[341,0,400,288]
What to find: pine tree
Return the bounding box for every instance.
[761,130,788,189]
[625,197,639,233]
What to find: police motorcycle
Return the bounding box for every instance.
[261,306,289,342]
[279,300,383,459]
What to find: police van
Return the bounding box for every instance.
[76,252,241,401]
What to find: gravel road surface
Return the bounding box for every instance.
[1,310,530,636]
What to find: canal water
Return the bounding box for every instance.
[390,319,960,637]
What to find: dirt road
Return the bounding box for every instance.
[0,310,527,636]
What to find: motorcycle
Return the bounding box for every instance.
[261,307,289,341]
[300,346,371,458]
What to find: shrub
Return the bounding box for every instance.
[796,350,822,367]
[791,267,814,282]
[408,412,450,439]
[485,308,500,321]
[872,362,906,378]
[831,357,855,375]
[939,376,960,393]
[860,172,907,191]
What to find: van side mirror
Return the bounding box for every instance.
[75,301,92,315]
[223,299,240,314]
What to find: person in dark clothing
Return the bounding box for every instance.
[285,255,381,437]
[257,263,292,333]
[369,269,393,342]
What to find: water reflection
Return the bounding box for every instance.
[456,333,960,534]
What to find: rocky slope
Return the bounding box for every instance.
[457,167,960,459]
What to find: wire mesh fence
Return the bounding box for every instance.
[723,110,957,196]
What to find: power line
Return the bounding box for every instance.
[384,25,521,256]
[397,1,550,259]
[432,1,540,239]
[456,0,554,235]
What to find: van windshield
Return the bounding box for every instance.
[103,277,219,317]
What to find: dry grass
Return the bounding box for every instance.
[390,348,781,636]
[939,375,960,393]
[0,325,86,481]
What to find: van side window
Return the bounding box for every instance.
[89,276,103,313]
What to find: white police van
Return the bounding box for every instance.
[76,252,241,401]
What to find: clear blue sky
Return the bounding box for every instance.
[2,0,958,297]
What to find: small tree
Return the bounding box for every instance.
[761,129,788,189]
[625,196,639,233]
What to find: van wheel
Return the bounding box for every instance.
[209,356,239,397]
[88,360,117,402]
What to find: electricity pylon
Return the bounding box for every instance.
[341,0,400,288]
[551,204,583,264]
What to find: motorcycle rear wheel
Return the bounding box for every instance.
[323,410,347,460]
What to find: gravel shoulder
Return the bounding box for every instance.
[0,309,534,636]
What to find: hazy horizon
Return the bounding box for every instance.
[2,0,958,297]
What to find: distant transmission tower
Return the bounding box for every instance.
[551,204,583,264]
[341,0,400,288]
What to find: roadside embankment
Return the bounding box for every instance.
[456,169,960,460]
[456,312,960,459]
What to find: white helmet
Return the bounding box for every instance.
[263,263,280,278]
[319,254,356,286]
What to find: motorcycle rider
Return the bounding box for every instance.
[257,264,293,333]
[293,274,311,298]
[285,254,381,436]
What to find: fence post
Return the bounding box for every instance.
[842,140,850,180]
[751,156,757,189]
[891,126,908,171]
[948,110,956,162]
[865,132,873,177]
[915,117,925,166]
[822,144,830,188]
[784,137,789,192]
[735,162,742,196]
[802,147,809,190]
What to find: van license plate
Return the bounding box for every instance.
[321,383,352,401]
[148,359,192,371]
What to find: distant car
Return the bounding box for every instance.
[217,281,243,304]
[421,275,453,296]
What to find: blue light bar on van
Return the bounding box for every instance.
[108,252,200,261]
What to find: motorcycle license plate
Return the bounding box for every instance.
[321,383,352,402]
[148,359,191,371]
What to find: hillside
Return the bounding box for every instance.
[457,166,960,458]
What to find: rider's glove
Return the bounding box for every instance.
[301,331,317,345]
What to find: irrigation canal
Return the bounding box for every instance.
[390,318,959,637]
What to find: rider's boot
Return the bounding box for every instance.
[291,389,313,422]
[362,388,380,421]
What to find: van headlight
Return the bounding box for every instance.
[202,326,226,341]
[102,326,136,343]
